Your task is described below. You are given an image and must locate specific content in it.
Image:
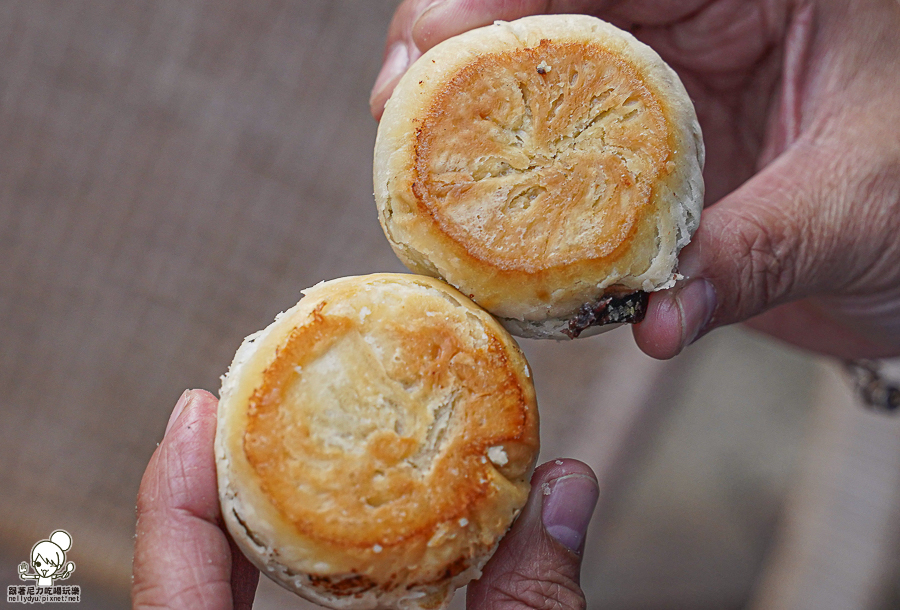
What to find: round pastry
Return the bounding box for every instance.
[215,274,539,609]
[373,15,705,339]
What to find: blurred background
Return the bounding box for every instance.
[1,2,899,609]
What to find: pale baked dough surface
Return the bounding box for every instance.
[216,274,539,608]
[375,15,704,331]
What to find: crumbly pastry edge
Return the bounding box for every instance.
[499,312,620,340]
[215,274,537,609]
[374,15,705,336]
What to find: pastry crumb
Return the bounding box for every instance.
[488,446,508,466]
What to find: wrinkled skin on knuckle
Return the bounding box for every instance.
[484,569,585,610]
[801,141,900,294]
[841,157,900,293]
[722,206,800,319]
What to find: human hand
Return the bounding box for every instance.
[370,0,900,360]
[132,389,600,609]
[133,390,259,610]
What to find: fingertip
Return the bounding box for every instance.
[411,0,549,51]
[164,389,218,437]
[633,290,684,359]
[536,460,599,555]
[410,0,470,52]
[187,388,219,414]
[370,42,411,120]
[373,0,551,119]
[152,389,220,519]
[134,390,232,610]
[165,390,194,436]
[532,458,596,486]
[409,0,451,51]
[634,279,717,359]
[468,457,594,607]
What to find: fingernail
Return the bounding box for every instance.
[411,0,449,46]
[414,0,447,22]
[677,279,717,347]
[165,390,195,435]
[541,474,599,553]
[370,42,409,108]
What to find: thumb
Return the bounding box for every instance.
[133,389,259,610]
[634,142,897,358]
[467,459,599,610]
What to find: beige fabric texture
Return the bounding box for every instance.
[2,2,899,610]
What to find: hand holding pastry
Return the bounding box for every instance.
[375,14,704,339]
[372,0,900,360]
[132,389,599,610]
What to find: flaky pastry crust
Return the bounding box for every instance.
[374,15,704,338]
[216,274,539,609]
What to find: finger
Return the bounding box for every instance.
[468,459,599,609]
[369,0,725,119]
[413,0,724,43]
[411,0,555,51]
[633,142,900,359]
[634,152,805,359]
[371,0,593,119]
[370,0,435,120]
[133,390,259,610]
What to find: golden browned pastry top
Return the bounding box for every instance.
[216,274,539,609]
[375,15,704,335]
[415,39,668,271]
